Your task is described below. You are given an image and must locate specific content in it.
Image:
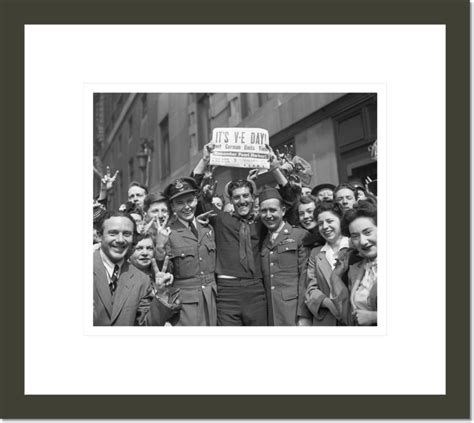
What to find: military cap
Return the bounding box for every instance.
[258,187,283,204]
[163,177,198,201]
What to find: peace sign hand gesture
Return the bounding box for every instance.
[154,215,171,248]
[100,166,119,191]
[196,210,217,226]
[151,256,174,292]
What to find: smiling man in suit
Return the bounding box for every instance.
[93,210,179,326]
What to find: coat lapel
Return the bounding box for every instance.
[317,249,333,293]
[111,262,134,324]
[170,217,196,241]
[265,222,291,250]
[348,260,366,290]
[93,250,112,318]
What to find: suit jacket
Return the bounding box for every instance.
[93,250,175,326]
[329,258,377,326]
[166,216,217,326]
[260,222,310,326]
[305,246,338,326]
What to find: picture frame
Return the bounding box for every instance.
[3,0,470,418]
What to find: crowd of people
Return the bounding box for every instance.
[93,141,377,327]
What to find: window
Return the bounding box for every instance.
[128,158,134,184]
[160,116,170,179]
[333,94,377,184]
[118,133,122,156]
[118,170,124,204]
[197,94,211,150]
[141,94,147,119]
[240,93,249,119]
[257,93,269,108]
[128,115,133,141]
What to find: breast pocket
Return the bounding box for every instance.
[277,241,298,269]
[170,247,197,278]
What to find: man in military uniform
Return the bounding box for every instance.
[259,188,312,326]
[162,178,217,326]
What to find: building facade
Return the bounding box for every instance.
[94,92,377,209]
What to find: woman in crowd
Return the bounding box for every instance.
[332,200,377,326]
[296,195,324,249]
[305,201,350,325]
[129,233,156,276]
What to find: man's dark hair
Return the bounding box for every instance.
[334,182,356,196]
[227,179,255,197]
[97,210,137,236]
[128,181,148,194]
[341,200,377,237]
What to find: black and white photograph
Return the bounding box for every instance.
[92,92,378,327]
[20,18,458,404]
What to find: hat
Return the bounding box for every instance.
[163,177,198,201]
[144,192,168,211]
[259,187,283,204]
[348,178,366,191]
[93,202,107,223]
[311,183,336,196]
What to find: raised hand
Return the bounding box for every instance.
[247,168,259,181]
[100,166,119,191]
[196,210,217,225]
[151,256,174,292]
[154,215,171,247]
[202,180,218,200]
[203,142,216,161]
[264,145,281,171]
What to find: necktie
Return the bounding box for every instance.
[109,264,119,295]
[238,218,256,275]
[189,222,199,238]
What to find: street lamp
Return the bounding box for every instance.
[136,138,154,186]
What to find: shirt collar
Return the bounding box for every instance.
[321,236,350,252]
[99,249,124,279]
[177,216,196,228]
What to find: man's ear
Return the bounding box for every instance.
[281,205,287,216]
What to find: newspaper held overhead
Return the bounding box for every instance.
[209,128,270,169]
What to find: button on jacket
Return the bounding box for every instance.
[260,222,310,326]
[166,216,217,326]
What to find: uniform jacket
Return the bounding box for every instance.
[93,250,174,326]
[260,222,310,326]
[305,245,339,326]
[166,216,217,326]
